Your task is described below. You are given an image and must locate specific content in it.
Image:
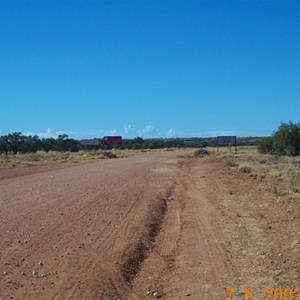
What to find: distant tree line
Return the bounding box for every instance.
[118,136,263,150]
[119,137,214,150]
[0,132,266,155]
[258,122,300,156]
[3,126,298,156]
[0,132,81,154]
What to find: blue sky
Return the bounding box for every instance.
[1,0,299,139]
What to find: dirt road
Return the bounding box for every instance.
[0,151,299,299]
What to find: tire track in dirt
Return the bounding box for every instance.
[186,162,228,298]
[0,151,187,300]
[163,159,228,299]
[131,158,230,299]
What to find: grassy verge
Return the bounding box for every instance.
[7,146,299,196]
[208,146,300,195]
[0,150,131,169]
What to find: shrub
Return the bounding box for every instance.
[258,137,274,154]
[225,159,238,169]
[238,164,252,173]
[273,122,300,156]
[257,122,300,157]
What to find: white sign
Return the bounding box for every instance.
[80,139,100,146]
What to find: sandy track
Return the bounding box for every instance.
[0,152,187,299]
[1,152,298,300]
[131,158,229,299]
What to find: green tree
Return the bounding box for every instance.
[22,135,41,153]
[258,122,300,156]
[6,132,26,154]
[65,138,81,152]
[257,137,274,154]
[41,138,57,152]
[132,137,144,149]
[273,122,300,156]
[56,134,68,151]
[0,135,9,154]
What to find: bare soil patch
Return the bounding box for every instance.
[0,150,298,299]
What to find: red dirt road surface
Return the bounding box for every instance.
[0,151,299,299]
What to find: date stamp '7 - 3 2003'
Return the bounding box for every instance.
[226,287,300,300]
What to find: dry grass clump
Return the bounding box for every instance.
[213,147,300,195]
[238,164,252,173]
[225,159,238,169]
[290,173,300,193]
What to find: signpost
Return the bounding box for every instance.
[217,136,237,153]
[80,139,100,146]
[103,136,122,147]
[80,139,100,151]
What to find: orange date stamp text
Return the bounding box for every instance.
[226,287,300,300]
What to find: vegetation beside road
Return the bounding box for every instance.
[0,131,264,155]
[0,150,133,169]
[1,122,299,177]
[212,147,300,195]
[0,132,81,154]
[258,122,300,156]
[9,122,298,155]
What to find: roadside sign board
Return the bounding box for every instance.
[103,136,122,146]
[217,136,237,147]
[80,139,100,146]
